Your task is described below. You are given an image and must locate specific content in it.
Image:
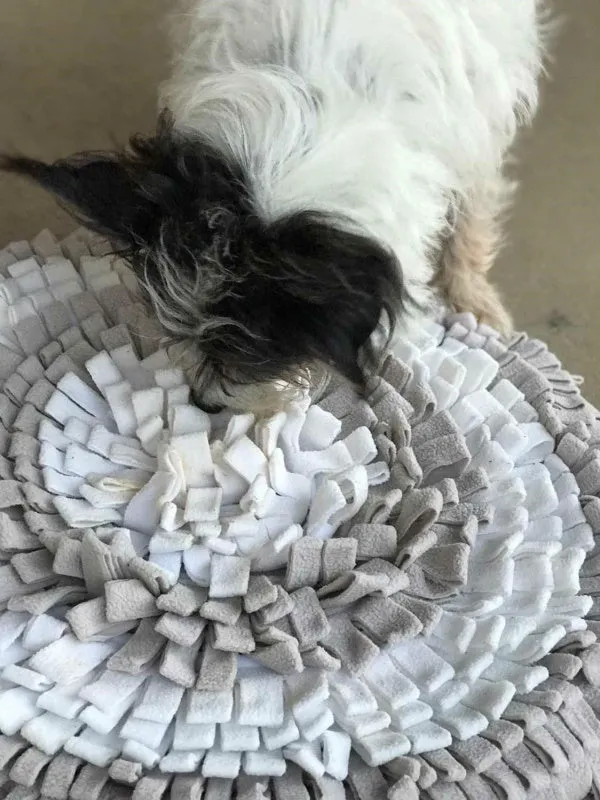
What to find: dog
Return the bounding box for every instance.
[2,0,549,413]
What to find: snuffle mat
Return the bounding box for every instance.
[1,229,600,800]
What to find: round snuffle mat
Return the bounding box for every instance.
[1,229,600,800]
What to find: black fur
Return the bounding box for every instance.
[1,113,406,402]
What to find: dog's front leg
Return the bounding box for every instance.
[436,174,514,334]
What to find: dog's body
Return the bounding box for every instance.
[3,0,548,411]
[163,0,546,320]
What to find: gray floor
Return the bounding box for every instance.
[1,0,598,399]
[495,0,600,401]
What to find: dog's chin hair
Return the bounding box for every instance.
[166,340,310,416]
[202,379,306,416]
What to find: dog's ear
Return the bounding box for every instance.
[262,211,407,384]
[0,112,204,251]
[0,148,162,250]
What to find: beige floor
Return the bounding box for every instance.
[0,1,598,400]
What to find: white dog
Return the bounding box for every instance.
[3,0,549,411]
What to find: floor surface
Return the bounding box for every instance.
[0,1,598,399]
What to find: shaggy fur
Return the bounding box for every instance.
[2,0,549,412]
[436,176,517,334]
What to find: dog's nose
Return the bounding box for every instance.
[196,398,224,414]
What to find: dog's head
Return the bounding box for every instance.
[2,113,405,412]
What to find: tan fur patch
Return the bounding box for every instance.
[435,177,515,334]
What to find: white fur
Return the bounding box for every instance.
[161,0,546,323]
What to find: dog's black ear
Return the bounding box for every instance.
[262,211,407,385]
[0,149,160,249]
[0,112,202,251]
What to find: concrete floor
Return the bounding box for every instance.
[1,1,598,399]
